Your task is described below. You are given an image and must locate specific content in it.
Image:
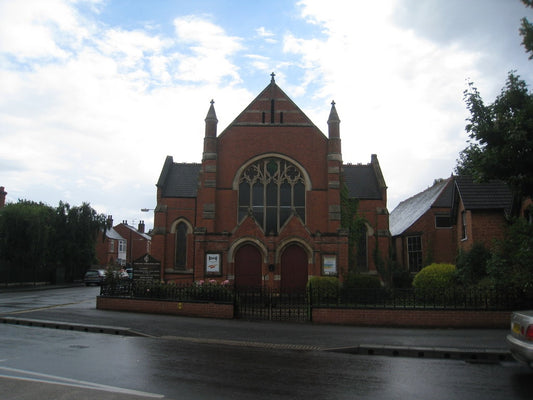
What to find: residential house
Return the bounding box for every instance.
[113,220,152,266]
[95,216,127,266]
[390,175,514,273]
[390,178,456,273]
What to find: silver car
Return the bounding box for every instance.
[506,310,533,368]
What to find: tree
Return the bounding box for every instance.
[0,200,106,284]
[456,1,533,204]
[455,72,533,203]
[520,0,533,59]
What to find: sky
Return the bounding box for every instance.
[1,0,532,231]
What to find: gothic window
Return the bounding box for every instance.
[175,221,188,270]
[238,157,305,234]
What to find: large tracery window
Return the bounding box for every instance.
[238,157,305,234]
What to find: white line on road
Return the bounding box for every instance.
[0,366,164,398]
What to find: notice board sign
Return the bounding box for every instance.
[132,254,161,283]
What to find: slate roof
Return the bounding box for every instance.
[157,156,201,198]
[389,178,453,236]
[118,223,152,240]
[455,176,513,212]
[106,227,125,241]
[343,164,383,200]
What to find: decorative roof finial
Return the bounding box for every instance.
[271,72,275,83]
[210,99,215,105]
[331,100,336,106]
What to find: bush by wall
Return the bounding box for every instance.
[413,263,456,291]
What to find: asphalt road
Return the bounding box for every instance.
[0,285,531,399]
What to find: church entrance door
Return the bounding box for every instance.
[280,244,308,293]
[234,244,262,289]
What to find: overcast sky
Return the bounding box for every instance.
[1,0,532,230]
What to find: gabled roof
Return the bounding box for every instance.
[219,75,320,135]
[390,178,453,236]
[455,176,513,212]
[116,223,151,241]
[106,227,125,241]
[343,154,386,200]
[343,164,382,200]
[157,156,201,198]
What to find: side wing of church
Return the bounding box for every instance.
[151,76,389,290]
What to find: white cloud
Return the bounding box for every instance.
[172,15,243,84]
[285,0,485,208]
[0,0,90,60]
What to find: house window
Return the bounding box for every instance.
[109,240,114,252]
[118,240,126,253]
[238,157,305,234]
[407,235,422,273]
[175,222,188,270]
[435,214,452,228]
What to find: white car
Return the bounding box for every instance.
[506,310,533,368]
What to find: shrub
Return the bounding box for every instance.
[341,272,384,304]
[412,263,456,291]
[456,243,490,285]
[307,276,339,304]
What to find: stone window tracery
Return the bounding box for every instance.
[238,157,305,234]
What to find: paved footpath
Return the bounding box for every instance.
[0,286,512,363]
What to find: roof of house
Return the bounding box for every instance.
[455,175,513,212]
[106,227,125,241]
[157,156,201,198]
[116,223,152,241]
[389,178,453,236]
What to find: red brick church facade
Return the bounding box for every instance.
[150,76,389,290]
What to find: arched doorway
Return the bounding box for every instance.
[234,244,262,289]
[280,244,308,293]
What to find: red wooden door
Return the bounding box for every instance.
[234,244,262,289]
[281,244,308,293]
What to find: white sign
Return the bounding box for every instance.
[205,253,221,274]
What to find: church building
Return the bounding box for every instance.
[150,75,389,291]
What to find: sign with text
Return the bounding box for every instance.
[205,253,221,275]
[322,255,337,276]
[132,254,161,283]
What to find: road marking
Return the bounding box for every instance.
[161,335,322,351]
[0,366,164,398]
[3,299,94,315]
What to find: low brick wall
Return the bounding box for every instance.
[96,296,234,319]
[312,308,511,328]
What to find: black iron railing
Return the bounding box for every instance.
[100,282,533,312]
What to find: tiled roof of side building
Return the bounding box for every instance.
[157,157,201,198]
[455,176,513,211]
[343,164,382,200]
[389,178,453,236]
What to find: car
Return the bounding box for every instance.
[506,310,533,368]
[83,269,106,286]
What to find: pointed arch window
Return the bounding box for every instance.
[238,157,305,234]
[175,221,188,270]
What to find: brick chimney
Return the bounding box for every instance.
[138,220,145,233]
[106,215,113,229]
[0,186,7,208]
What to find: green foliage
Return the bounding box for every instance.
[307,276,340,303]
[486,218,533,291]
[456,73,533,202]
[340,182,367,272]
[520,0,533,59]
[0,200,106,284]
[412,263,456,291]
[455,243,491,286]
[343,271,382,289]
